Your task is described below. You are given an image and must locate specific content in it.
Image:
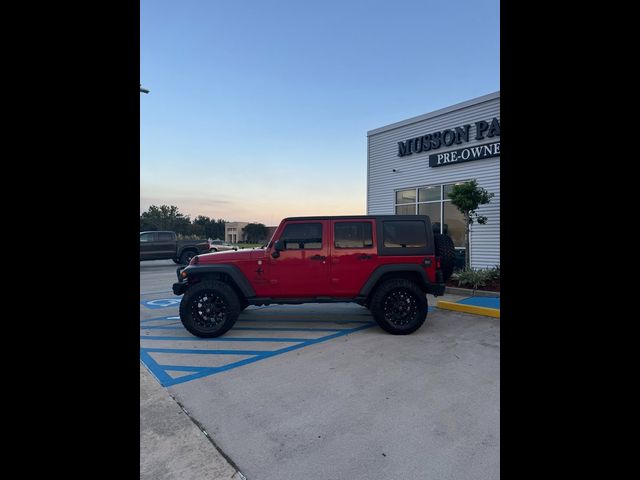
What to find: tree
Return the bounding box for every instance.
[242,223,267,243]
[140,205,191,233]
[140,205,228,239]
[210,219,226,240]
[447,180,494,270]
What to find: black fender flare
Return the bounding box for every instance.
[359,264,430,296]
[180,264,256,298]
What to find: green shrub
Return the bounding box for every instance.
[486,265,500,281]
[456,268,493,290]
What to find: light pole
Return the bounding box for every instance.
[140,84,150,94]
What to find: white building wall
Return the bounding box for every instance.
[367,92,500,269]
[225,222,249,243]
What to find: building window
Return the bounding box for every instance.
[394,182,468,248]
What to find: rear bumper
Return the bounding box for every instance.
[426,269,446,296]
[426,283,446,296]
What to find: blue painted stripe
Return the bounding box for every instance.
[140,336,310,342]
[242,310,371,318]
[140,315,374,325]
[140,316,180,323]
[140,325,347,332]
[140,350,175,386]
[140,290,175,295]
[236,318,373,324]
[140,325,184,330]
[142,348,271,355]
[157,365,222,372]
[160,323,377,386]
[232,326,346,332]
[457,296,500,309]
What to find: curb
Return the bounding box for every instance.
[437,300,500,318]
[445,286,500,297]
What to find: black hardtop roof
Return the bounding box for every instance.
[139,230,176,234]
[283,215,432,222]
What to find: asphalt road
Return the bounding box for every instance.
[140,259,500,480]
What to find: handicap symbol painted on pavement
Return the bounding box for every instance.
[141,298,182,309]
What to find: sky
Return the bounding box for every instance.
[140,0,500,226]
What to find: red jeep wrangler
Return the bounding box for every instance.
[172,215,455,337]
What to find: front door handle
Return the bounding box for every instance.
[310,255,326,261]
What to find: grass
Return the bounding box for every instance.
[235,243,264,249]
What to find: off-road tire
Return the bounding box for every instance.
[434,233,456,281]
[369,279,427,335]
[179,280,241,338]
[179,250,197,265]
[210,248,218,252]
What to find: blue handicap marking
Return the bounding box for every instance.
[457,296,500,309]
[140,313,377,387]
[141,298,182,309]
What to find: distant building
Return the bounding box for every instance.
[225,222,249,243]
[226,222,279,244]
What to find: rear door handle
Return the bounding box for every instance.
[359,254,372,260]
[310,255,326,261]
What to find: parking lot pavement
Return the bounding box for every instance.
[140,260,500,480]
[140,363,242,480]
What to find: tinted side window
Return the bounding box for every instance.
[140,233,154,243]
[157,232,174,242]
[382,221,427,248]
[334,222,373,249]
[281,223,323,250]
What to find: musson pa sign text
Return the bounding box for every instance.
[397,117,500,168]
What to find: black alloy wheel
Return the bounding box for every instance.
[369,278,428,335]
[179,280,242,338]
[190,291,229,332]
[383,289,419,327]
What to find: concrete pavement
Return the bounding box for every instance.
[140,362,246,479]
[140,260,499,480]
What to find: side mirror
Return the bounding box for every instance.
[271,240,283,258]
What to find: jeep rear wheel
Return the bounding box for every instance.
[179,280,241,338]
[434,233,456,281]
[370,279,427,335]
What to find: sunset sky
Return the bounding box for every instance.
[140,0,500,226]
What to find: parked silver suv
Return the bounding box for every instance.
[209,239,238,252]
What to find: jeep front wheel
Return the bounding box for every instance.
[179,280,241,338]
[369,279,427,335]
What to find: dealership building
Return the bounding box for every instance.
[367,91,500,269]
